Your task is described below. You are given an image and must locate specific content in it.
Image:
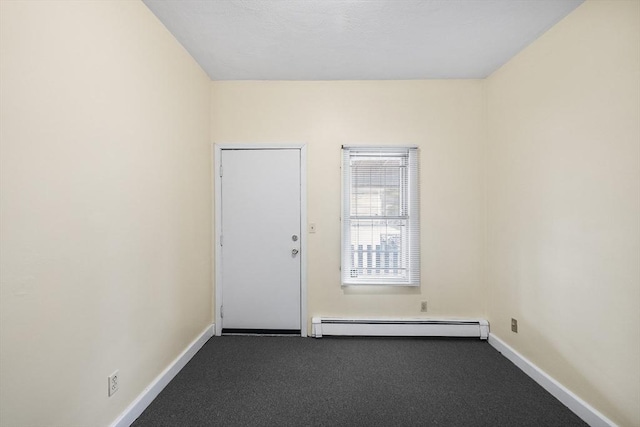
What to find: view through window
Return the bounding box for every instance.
[342,147,420,286]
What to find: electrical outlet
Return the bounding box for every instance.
[511,318,518,333]
[108,370,119,396]
[420,301,428,312]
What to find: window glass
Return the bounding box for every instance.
[342,147,420,286]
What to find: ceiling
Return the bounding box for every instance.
[143,0,583,81]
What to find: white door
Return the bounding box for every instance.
[220,149,301,333]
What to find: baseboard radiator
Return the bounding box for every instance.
[312,317,489,339]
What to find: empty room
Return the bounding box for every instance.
[0,0,638,426]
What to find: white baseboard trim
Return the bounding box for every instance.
[110,323,215,427]
[488,333,616,427]
[312,317,489,339]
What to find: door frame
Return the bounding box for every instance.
[213,144,308,337]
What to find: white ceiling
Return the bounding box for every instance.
[143,0,583,81]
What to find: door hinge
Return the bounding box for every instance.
[220,305,223,318]
[220,235,223,246]
[219,165,223,177]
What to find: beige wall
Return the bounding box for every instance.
[486,1,640,426]
[211,80,487,321]
[0,1,212,426]
[2,0,638,425]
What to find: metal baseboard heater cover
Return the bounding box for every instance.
[312,317,489,339]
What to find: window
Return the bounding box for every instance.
[341,146,420,286]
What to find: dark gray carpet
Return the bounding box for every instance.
[132,336,587,427]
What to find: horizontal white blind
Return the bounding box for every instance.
[342,147,420,286]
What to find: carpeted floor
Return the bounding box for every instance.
[132,336,587,427]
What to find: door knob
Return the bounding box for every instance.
[292,249,299,256]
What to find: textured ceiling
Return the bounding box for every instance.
[143,0,583,81]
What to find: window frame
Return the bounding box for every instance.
[341,146,420,286]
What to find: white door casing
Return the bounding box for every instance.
[214,145,307,336]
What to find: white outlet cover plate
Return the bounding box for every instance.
[109,370,119,396]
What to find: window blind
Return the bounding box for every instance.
[341,146,420,286]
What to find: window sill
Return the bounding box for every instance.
[341,282,420,287]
